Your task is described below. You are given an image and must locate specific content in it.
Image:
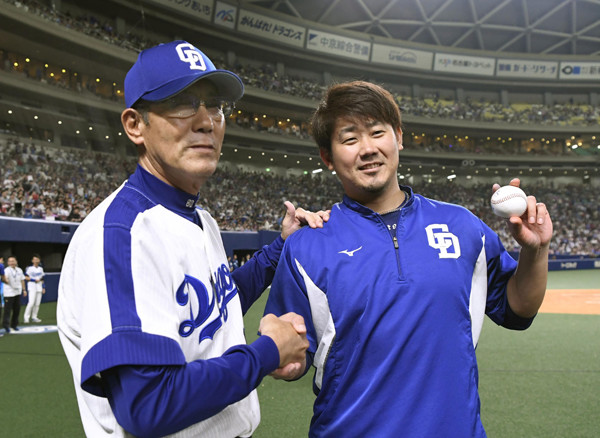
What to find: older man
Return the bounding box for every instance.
[58,40,327,438]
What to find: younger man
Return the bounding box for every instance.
[265,81,552,437]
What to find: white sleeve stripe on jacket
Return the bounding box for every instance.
[469,235,488,348]
[295,258,336,390]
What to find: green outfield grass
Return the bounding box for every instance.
[0,269,598,437]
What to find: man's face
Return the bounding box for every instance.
[322,118,402,204]
[128,81,227,194]
[32,256,40,266]
[8,257,17,268]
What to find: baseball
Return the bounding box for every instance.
[490,185,528,218]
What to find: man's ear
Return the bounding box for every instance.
[319,148,335,171]
[396,127,404,151]
[121,108,146,146]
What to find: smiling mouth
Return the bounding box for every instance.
[359,163,382,171]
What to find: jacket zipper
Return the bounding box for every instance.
[377,215,402,278]
[392,232,402,277]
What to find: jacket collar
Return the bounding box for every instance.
[341,185,414,216]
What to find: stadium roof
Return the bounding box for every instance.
[244,0,600,56]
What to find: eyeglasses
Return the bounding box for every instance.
[150,94,234,120]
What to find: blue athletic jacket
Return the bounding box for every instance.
[266,187,528,437]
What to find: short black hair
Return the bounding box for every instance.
[311,81,402,154]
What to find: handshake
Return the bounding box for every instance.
[259,313,309,381]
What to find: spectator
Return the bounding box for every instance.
[2,255,25,333]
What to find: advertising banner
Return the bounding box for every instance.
[214,1,236,29]
[496,59,558,79]
[559,62,600,80]
[433,52,495,76]
[306,28,370,61]
[237,9,305,47]
[371,43,433,70]
[146,0,213,21]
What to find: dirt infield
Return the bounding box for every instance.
[539,289,600,315]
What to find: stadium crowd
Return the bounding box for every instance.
[1,138,597,257]
[4,0,600,134]
[2,0,598,257]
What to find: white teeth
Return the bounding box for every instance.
[362,163,380,170]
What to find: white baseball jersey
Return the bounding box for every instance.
[25,265,45,293]
[4,266,25,297]
[58,165,278,437]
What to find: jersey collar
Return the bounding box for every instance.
[128,165,200,220]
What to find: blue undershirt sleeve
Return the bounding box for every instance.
[501,301,535,330]
[232,236,284,314]
[100,335,279,437]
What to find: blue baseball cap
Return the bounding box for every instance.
[124,40,244,108]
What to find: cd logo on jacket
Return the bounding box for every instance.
[176,264,238,342]
[425,224,461,259]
